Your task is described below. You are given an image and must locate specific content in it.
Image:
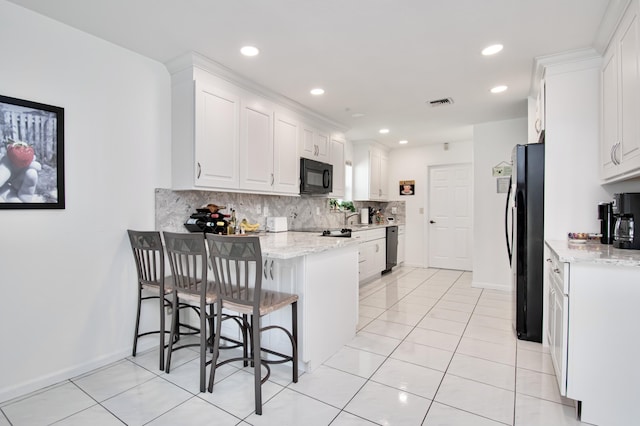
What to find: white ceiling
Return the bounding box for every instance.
[8,0,619,148]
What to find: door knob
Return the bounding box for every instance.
[429,220,436,224]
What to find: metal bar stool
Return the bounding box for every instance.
[127,230,173,371]
[163,231,216,392]
[205,234,298,415]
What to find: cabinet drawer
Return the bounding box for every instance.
[352,228,386,242]
[547,253,569,294]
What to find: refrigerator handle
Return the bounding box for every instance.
[505,176,512,263]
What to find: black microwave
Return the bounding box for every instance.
[300,158,332,194]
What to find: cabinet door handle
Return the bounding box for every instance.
[197,162,202,179]
[615,142,621,165]
[271,173,274,186]
[610,143,615,165]
[270,260,274,280]
[534,118,542,133]
[611,141,621,165]
[553,268,561,274]
[264,260,268,279]
[546,258,552,263]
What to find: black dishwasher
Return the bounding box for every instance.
[383,226,398,274]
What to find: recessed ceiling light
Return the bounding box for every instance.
[490,85,508,93]
[398,140,408,145]
[379,128,390,134]
[351,113,365,118]
[310,88,325,96]
[482,44,504,56]
[240,46,260,57]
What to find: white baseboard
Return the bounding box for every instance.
[0,340,156,404]
[471,280,511,292]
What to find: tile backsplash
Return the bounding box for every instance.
[155,188,405,232]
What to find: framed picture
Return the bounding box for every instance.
[399,180,415,196]
[0,95,65,209]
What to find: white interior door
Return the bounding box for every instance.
[428,164,473,270]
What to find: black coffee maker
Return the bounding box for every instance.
[612,193,640,249]
[598,202,614,244]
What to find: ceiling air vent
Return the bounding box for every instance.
[428,97,454,107]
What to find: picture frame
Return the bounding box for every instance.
[0,94,65,209]
[399,180,415,196]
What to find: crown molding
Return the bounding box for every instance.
[593,0,632,53]
[528,0,632,97]
[165,51,348,132]
[529,48,601,96]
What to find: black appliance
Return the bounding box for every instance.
[382,226,398,274]
[613,192,640,249]
[300,158,332,194]
[598,202,614,245]
[321,228,352,237]
[505,143,544,343]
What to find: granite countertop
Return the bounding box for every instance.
[258,231,360,259]
[546,239,640,267]
[291,222,403,233]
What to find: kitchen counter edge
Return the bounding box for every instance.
[546,239,640,267]
[259,231,360,259]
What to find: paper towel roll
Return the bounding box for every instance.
[360,208,369,224]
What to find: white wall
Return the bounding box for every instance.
[0,1,171,402]
[473,118,527,290]
[388,141,473,267]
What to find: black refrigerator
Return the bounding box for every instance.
[505,142,544,342]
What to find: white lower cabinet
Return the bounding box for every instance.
[545,241,640,426]
[249,246,359,372]
[398,225,405,264]
[544,246,569,395]
[353,228,386,282]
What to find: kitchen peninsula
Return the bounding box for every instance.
[257,232,359,372]
[155,188,405,371]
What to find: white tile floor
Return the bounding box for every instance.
[0,267,591,425]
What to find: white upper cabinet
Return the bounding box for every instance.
[168,53,342,195]
[602,45,619,176]
[273,113,300,194]
[171,72,240,190]
[601,0,640,181]
[300,123,330,162]
[240,100,301,195]
[195,82,241,189]
[329,135,345,198]
[240,97,274,192]
[239,95,275,192]
[353,142,389,201]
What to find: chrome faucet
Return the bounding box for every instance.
[344,212,359,226]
